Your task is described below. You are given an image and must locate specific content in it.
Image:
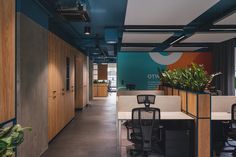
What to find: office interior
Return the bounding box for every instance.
[1,0,236,157]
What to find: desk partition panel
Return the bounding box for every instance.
[117,95,181,112]
[117,90,164,96]
[211,96,236,112]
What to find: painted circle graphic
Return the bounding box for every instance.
[149,52,183,65]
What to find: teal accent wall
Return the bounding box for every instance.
[117,52,166,90]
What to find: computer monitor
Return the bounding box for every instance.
[126,84,136,90]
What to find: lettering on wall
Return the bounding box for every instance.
[147,74,160,89]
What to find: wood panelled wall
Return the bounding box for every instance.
[48,32,75,141]
[0,0,15,123]
[75,54,88,109]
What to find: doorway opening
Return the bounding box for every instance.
[108,63,117,92]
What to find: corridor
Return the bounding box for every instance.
[42,94,117,157]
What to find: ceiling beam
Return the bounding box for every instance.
[123,25,184,31]
[121,43,162,47]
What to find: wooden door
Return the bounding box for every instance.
[69,51,75,118]
[48,33,58,97]
[75,56,83,109]
[48,95,58,141]
[48,33,76,141]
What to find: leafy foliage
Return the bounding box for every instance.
[159,63,222,92]
[0,124,31,157]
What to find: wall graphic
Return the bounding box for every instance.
[117,52,213,90]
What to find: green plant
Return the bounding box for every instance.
[0,124,31,157]
[188,63,210,92]
[159,63,222,92]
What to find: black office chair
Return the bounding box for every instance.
[126,107,165,157]
[137,95,156,108]
[225,104,236,156]
[125,95,156,140]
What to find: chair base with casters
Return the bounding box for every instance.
[127,140,165,157]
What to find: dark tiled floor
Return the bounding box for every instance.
[41,94,117,157]
[41,93,234,157]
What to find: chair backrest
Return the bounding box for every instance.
[231,104,236,129]
[132,107,160,150]
[231,104,236,121]
[137,95,156,107]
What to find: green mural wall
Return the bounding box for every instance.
[117,52,166,90]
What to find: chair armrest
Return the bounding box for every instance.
[124,120,132,128]
[124,120,132,141]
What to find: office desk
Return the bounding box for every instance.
[211,112,231,121]
[211,112,232,155]
[117,112,194,156]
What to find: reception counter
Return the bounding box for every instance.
[93,83,108,97]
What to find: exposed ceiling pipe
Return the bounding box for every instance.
[94,34,107,58]
[36,0,83,39]
[98,47,107,58]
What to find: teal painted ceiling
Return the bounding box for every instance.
[37,0,127,63]
[28,0,236,63]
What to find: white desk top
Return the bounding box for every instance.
[211,112,231,120]
[118,112,194,120]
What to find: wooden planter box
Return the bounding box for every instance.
[167,87,173,95]
[158,84,164,90]
[160,85,173,95]
[187,92,211,118]
[179,90,187,112]
[172,88,179,96]
[162,86,168,95]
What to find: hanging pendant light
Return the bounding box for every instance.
[84,26,91,35]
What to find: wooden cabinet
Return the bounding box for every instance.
[0,0,15,123]
[48,95,58,140]
[93,85,98,97]
[93,83,108,97]
[48,33,75,141]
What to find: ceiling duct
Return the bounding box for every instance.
[57,1,90,22]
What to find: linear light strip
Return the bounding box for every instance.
[170,36,186,45]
